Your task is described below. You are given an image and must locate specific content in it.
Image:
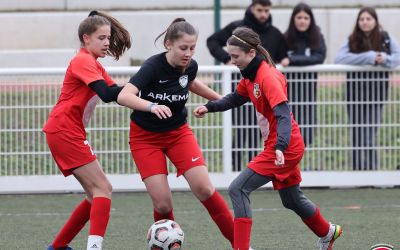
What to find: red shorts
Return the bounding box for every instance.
[129,121,206,180]
[248,148,304,190]
[45,132,96,176]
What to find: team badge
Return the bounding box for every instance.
[370,243,394,250]
[179,75,188,88]
[253,83,261,98]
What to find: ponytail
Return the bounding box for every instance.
[256,44,276,67]
[79,10,131,60]
[154,17,197,49]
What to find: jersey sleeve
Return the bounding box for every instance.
[129,61,156,90]
[101,68,115,86]
[71,55,105,85]
[261,73,288,109]
[235,79,249,98]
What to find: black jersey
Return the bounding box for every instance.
[128,52,198,132]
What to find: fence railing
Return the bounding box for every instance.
[0,65,399,193]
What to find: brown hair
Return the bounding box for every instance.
[227,27,276,67]
[284,2,321,50]
[78,10,131,60]
[348,7,388,53]
[154,18,197,49]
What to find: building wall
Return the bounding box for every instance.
[0,6,399,67]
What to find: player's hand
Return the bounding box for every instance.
[275,149,285,166]
[150,104,172,119]
[193,106,208,118]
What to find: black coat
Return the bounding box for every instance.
[207,8,287,64]
[287,30,326,66]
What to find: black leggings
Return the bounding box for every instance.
[228,168,316,219]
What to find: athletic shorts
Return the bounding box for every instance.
[248,149,304,190]
[45,132,96,176]
[129,121,206,180]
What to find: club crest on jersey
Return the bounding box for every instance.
[253,83,261,98]
[179,75,188,88]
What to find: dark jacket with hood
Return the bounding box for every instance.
[207,7,288,64]
[287,29,326,66]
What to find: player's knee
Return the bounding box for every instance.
[281,197,295,211]
[94,180,113,198]
[194,185,214,200]
[228,182,241,200]
[105,181,113,195]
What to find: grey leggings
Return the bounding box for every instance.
[228,167,316,219]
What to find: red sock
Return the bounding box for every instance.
[52,199,91,248]
[234,217,252,250]
[201,191,234,246]
[89,197,111,237]
[153,209,174,222]
[302,207,330,237]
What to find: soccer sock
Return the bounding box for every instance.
[52,199,91,248]
[234,217,252,250]
[87,235,103,250]
[153,209,175,222]
[89,197,111,237]
[302,207,330,237]
[201,191,234,246]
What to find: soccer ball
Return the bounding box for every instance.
[147,219,184,250]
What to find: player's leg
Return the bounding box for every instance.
[166,124,234,245]
[183,166,234,246]
[278,185,342,250]
[143,174,175,221]
[73,160,112,250]
[129,121,173,221]
[45,133,97,250]
[49,198,91,250]
[228,167,272,250]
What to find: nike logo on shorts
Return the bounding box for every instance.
[159,79,168,83]
[191,156,201,162]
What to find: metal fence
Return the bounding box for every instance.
[0,65,399,193]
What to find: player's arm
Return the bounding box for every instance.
[189,79,222,101]
[117,83,172,119]
[273,101,292,152]
[206,91,249,112]
[89,80,122,103]
[193,91,249,118]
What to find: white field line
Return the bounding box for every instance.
[4,205,400,217]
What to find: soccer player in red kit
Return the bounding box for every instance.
[194,27,342,250]
[117,18,234,248]
[43,11,131,250]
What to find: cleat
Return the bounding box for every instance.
[47,245,73,250]
[317,224,342,250]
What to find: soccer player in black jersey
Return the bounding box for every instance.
[117,18,234,248]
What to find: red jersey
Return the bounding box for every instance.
[236,61,304,160]
[43,48,114,137]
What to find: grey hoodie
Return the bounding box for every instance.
[335,34,400,68]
